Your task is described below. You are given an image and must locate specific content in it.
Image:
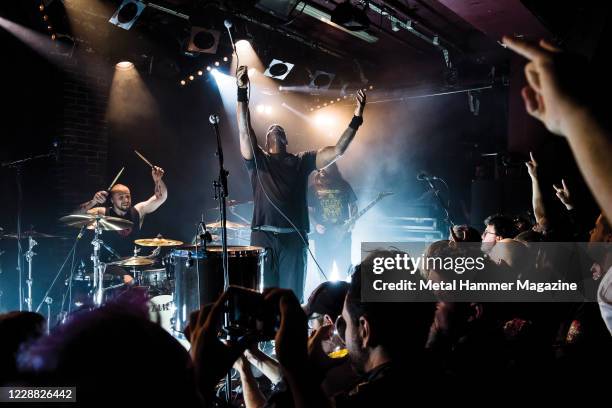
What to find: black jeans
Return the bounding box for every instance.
[251,230,308,302]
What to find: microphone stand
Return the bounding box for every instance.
[209,114,233,403]
[2,148,57,311]
[423,177,454,229]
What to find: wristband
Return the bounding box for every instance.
[349,115,363,130]
[237,87,248,102]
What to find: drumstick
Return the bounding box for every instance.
[134,150,154,169]
[107,167,125,191]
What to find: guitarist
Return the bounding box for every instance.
[309,163,358,279]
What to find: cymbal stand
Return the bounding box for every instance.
[91,218,106,306]
[24,236,38,312]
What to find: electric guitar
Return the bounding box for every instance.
[316,191,393,243]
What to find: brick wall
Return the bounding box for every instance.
[56,57,112,215]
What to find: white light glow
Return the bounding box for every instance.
[314,112,336,127]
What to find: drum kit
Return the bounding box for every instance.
[53,212,264,338]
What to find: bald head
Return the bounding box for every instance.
[109,184,131,211]
[265,124,288,153]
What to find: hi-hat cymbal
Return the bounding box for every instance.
[1,230,63,239]
[206,221,248,230]
[134,238,184,247]
[110,256,154,267]
[60,214,134,231]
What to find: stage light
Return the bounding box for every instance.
[314,112,336,127]
[180,80,186,86]
[187,27,220,54]
[264,59,294,81]
[206,66,212,71]
[197,70,203,76]
[39,4,44,12]
[223,56,228,62]
[309,70,335,90]
[189,75,194,81]
[369,85,374,90]
[43,15,48,21]
[331,1,370,31]
[116,61,134,70]
[337,97,341,101]
[109,0,146,31]
[264,106,272,115]
[248,68,256,76]
[214,61,220,66]
[236,39,251,48]
[256,104,265,113]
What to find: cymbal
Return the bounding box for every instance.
[110,256,154,267]
[60,214,133,231]
[134,238,184,247]
[206,221,248,230]
[1,230,63,239]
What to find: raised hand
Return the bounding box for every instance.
[151,166,164,182]
[237,65,249,88]
[502,36,586,137]
[354,89,366,117]
[553,179,573,210]
[93,190,108,205]
[525,151,538,179]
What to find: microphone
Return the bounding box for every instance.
[224,19,237,55]
[209,114,220,125]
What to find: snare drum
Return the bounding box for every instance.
[170,245,264,333]
[140,268,170,289]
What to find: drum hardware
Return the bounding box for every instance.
[134,237,184,247]
[60,214,134,307]
[2,142,58,311]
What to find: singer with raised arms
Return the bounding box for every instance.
[235,64,366,301]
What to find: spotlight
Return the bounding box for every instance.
[180,80,186,86]
[264,59,295,81]
[189,75,195,81]
[223,56,228,62]
[206,66,212,71]
[330,1,370,31]
[256,105,265,113]
[264,106,272,115]
[309,70,335,90]
[197,70,203,76]
[314,113,336,127]
[187,27,220,54]
[369,85,374,90]
[109,0,146,31]
[116,61,134,70]
[39,4,44,12]
[214,61,220,66]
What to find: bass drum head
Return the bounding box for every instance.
[149,295,175,334]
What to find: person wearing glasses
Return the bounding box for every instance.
[481,214,517,254]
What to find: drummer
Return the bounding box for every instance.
[76,166,168,279]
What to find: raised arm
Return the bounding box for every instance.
[134,166,167,216]
[503,36,612,221]
[236,66,259,160]
[76,191,107,215]
[316,90,366,170]
[526,152,548,228]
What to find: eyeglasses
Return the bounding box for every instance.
[307,313,323,330]
[481,231,497,238]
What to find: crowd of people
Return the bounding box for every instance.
[1,37,611,406]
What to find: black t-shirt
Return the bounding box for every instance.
[245,146,317,233]
[103,206,141,258]
[308,183,357,227]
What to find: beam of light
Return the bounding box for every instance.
[107,64,160,131]
[276,85,341,95]
[0,16,72,66]
[313,112,337,128]
[116,61,134,70]
[210,68,238,117]
[281,103,311,123]
[330,260,340,281]
[230,39,265,75]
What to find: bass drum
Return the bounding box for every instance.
[169,245,264,334]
